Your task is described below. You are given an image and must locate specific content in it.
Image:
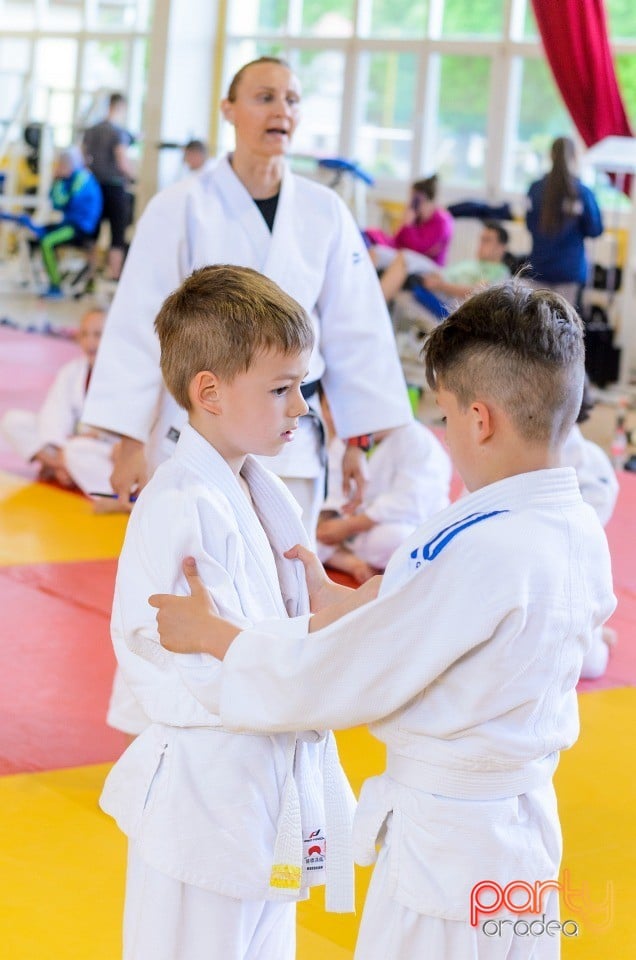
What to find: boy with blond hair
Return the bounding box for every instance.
[153,281,616,959]
[99,265,357,960]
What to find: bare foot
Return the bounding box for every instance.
[325,546,378,584]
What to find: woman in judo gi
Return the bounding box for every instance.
[151,281,616,960]
[82,56,411,534]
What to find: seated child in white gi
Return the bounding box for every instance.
[99,265,358,960]
[317,418,451,583]
[0,306,118,500]
[562,377,619,679]
[152,281,615,960]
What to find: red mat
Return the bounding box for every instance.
[0,559,127,775]
[0,328,80,477]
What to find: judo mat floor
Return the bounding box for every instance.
[1,327,635,958]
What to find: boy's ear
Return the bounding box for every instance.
[471,400,495,443]
[189,371,222,413]
[220,99,234,125]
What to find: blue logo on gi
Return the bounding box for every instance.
[410,510,509,568]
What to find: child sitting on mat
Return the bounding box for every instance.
[1,306,119,502]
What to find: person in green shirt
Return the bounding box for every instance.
[382,220,510,320]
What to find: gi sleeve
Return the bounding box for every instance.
[82,182,192,441]
[114,486,251,723]
[220,540,513,733]
[37,359,83,448]
[316,196,413,439]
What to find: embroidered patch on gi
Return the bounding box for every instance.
[166,426,181,443]
[410,510,509,568]
[303,827,326,874]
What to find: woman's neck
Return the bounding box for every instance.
[229,150,284,199]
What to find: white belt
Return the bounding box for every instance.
[386,750,559,801]
[270,731,355,912]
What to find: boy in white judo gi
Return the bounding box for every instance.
[0,306,118,499]
[562,378,619,679]
[99,265,359,960]
[317,422,451,582]
[151,281,616,959]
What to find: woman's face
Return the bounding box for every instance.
[222,62,301,159]
[411,191,435,222]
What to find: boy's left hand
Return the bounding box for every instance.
[284,544,351,612]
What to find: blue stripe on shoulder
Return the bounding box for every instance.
[410,510,509,566]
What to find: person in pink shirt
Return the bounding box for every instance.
[366,174,454,270]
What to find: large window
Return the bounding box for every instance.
[220,0,635,202]
[0,0,152,151]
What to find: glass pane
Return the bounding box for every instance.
[523,0,538,38]
[301,0,353,37]
[441,0,503,37]
[434,55,490,187]
[368,0,427,38]
[227,0,288,33]
[606,0,636,40]
[2,0,36,30]
[615,54,636,129]
[42,0,84,30]
[0,74,25,132]
[508,58,575,192]
[289,48,344,156]
[82,40,129,92]
[356,51,417,180]
[49,90,75,146]
[0,37,30,72]
[95,0,138,29]
[35,38,78,90]
[219,41,288,153]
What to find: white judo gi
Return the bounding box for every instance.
[82,154,412,525]
[87,155,411,733]
[1,354,115,496]
[319,421,451,569]
[100,423,356,960]
[217,468,616,959]
[562,425,619,680]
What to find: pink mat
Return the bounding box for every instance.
[0,327,80,476]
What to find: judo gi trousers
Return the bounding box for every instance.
[355,819,559,960]
[124,842,296,960]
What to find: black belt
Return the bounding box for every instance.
[301,379,320,400]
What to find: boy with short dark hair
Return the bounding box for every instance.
[153,281,615,959]
[100,264,357,960]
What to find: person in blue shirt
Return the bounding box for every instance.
[36,147,103,298]
[526,136,603,307]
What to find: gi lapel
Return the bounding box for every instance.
[211,156,273,271]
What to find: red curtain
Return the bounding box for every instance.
[531,0,632,146]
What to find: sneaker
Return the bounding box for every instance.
[41,285,64,299]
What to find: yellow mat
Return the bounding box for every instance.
[0,471,127,565]
[1,692,634,960]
